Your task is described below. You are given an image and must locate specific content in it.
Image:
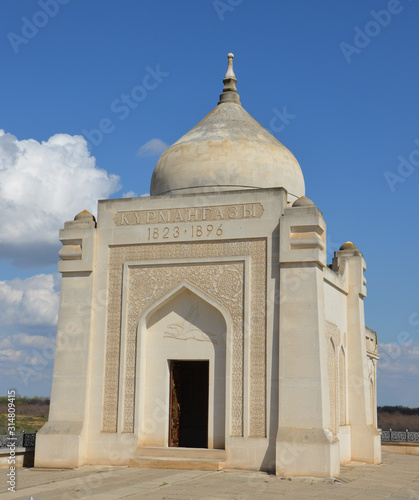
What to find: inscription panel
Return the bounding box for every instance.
[102,239,267,439]
[146,223,224,241]
[113,203,264,226]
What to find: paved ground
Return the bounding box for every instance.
[1,452,418,500]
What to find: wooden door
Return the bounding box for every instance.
[169,362,180,447]
[169,361,208,448]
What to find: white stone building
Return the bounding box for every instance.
[35,54,381,477]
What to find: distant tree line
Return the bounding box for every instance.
[1,399,418,430]
[0,396,50,406]
[0,396,50,419]
[378,406,419,416]
[378,406,419,431]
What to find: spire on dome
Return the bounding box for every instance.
[218,52,241,105]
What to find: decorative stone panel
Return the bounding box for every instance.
[102,239,267,438]
[339,347,347,426]
[326,321,340,434]
[124,262,243,434]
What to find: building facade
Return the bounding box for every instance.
[35,54,381,477]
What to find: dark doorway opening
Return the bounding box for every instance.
[169,360,209,448]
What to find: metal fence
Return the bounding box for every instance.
[381,429,419,443]
[0,431,37,449]
[3,430,418,447]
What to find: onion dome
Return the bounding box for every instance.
[74,209,96,222]
[340,241,358,251]
[293,196,315,207]
[150,53,305,204]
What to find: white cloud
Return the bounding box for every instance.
[12,333,52,348]
[379,342,419,373]
[122,191,138,198]
[0,328,56,392]
[137,138,168,157]
[24,353,48,366]
[0,130,120,267]
[0,273,59,394]
[0,349,23,362]
[0,337,12,349]
[122,191,151,198]
[378,342,419,405]
[0,273,60,327]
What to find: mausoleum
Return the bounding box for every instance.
[35,53,381,477]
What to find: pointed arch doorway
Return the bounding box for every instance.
[169,360,209,448]
[136,283,228,450]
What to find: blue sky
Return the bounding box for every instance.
[0,0,418,406]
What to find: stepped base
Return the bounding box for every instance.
[129,447,226,471]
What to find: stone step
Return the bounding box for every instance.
[129,456,225,471]
[132,446,226,460]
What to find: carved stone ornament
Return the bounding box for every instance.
[326,321,340,434]
[102,239,267,438]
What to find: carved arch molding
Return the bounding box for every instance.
[102,239,267,438]
[326,321,345,432]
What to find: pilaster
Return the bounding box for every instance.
[277,197,339,477]
[332,243,381,464]
[35,211,96,468]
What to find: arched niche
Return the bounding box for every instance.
[135,282,229,450]
[339,346,347,426]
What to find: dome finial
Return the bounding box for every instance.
[218,52,241,105]
[224,53,236,83]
